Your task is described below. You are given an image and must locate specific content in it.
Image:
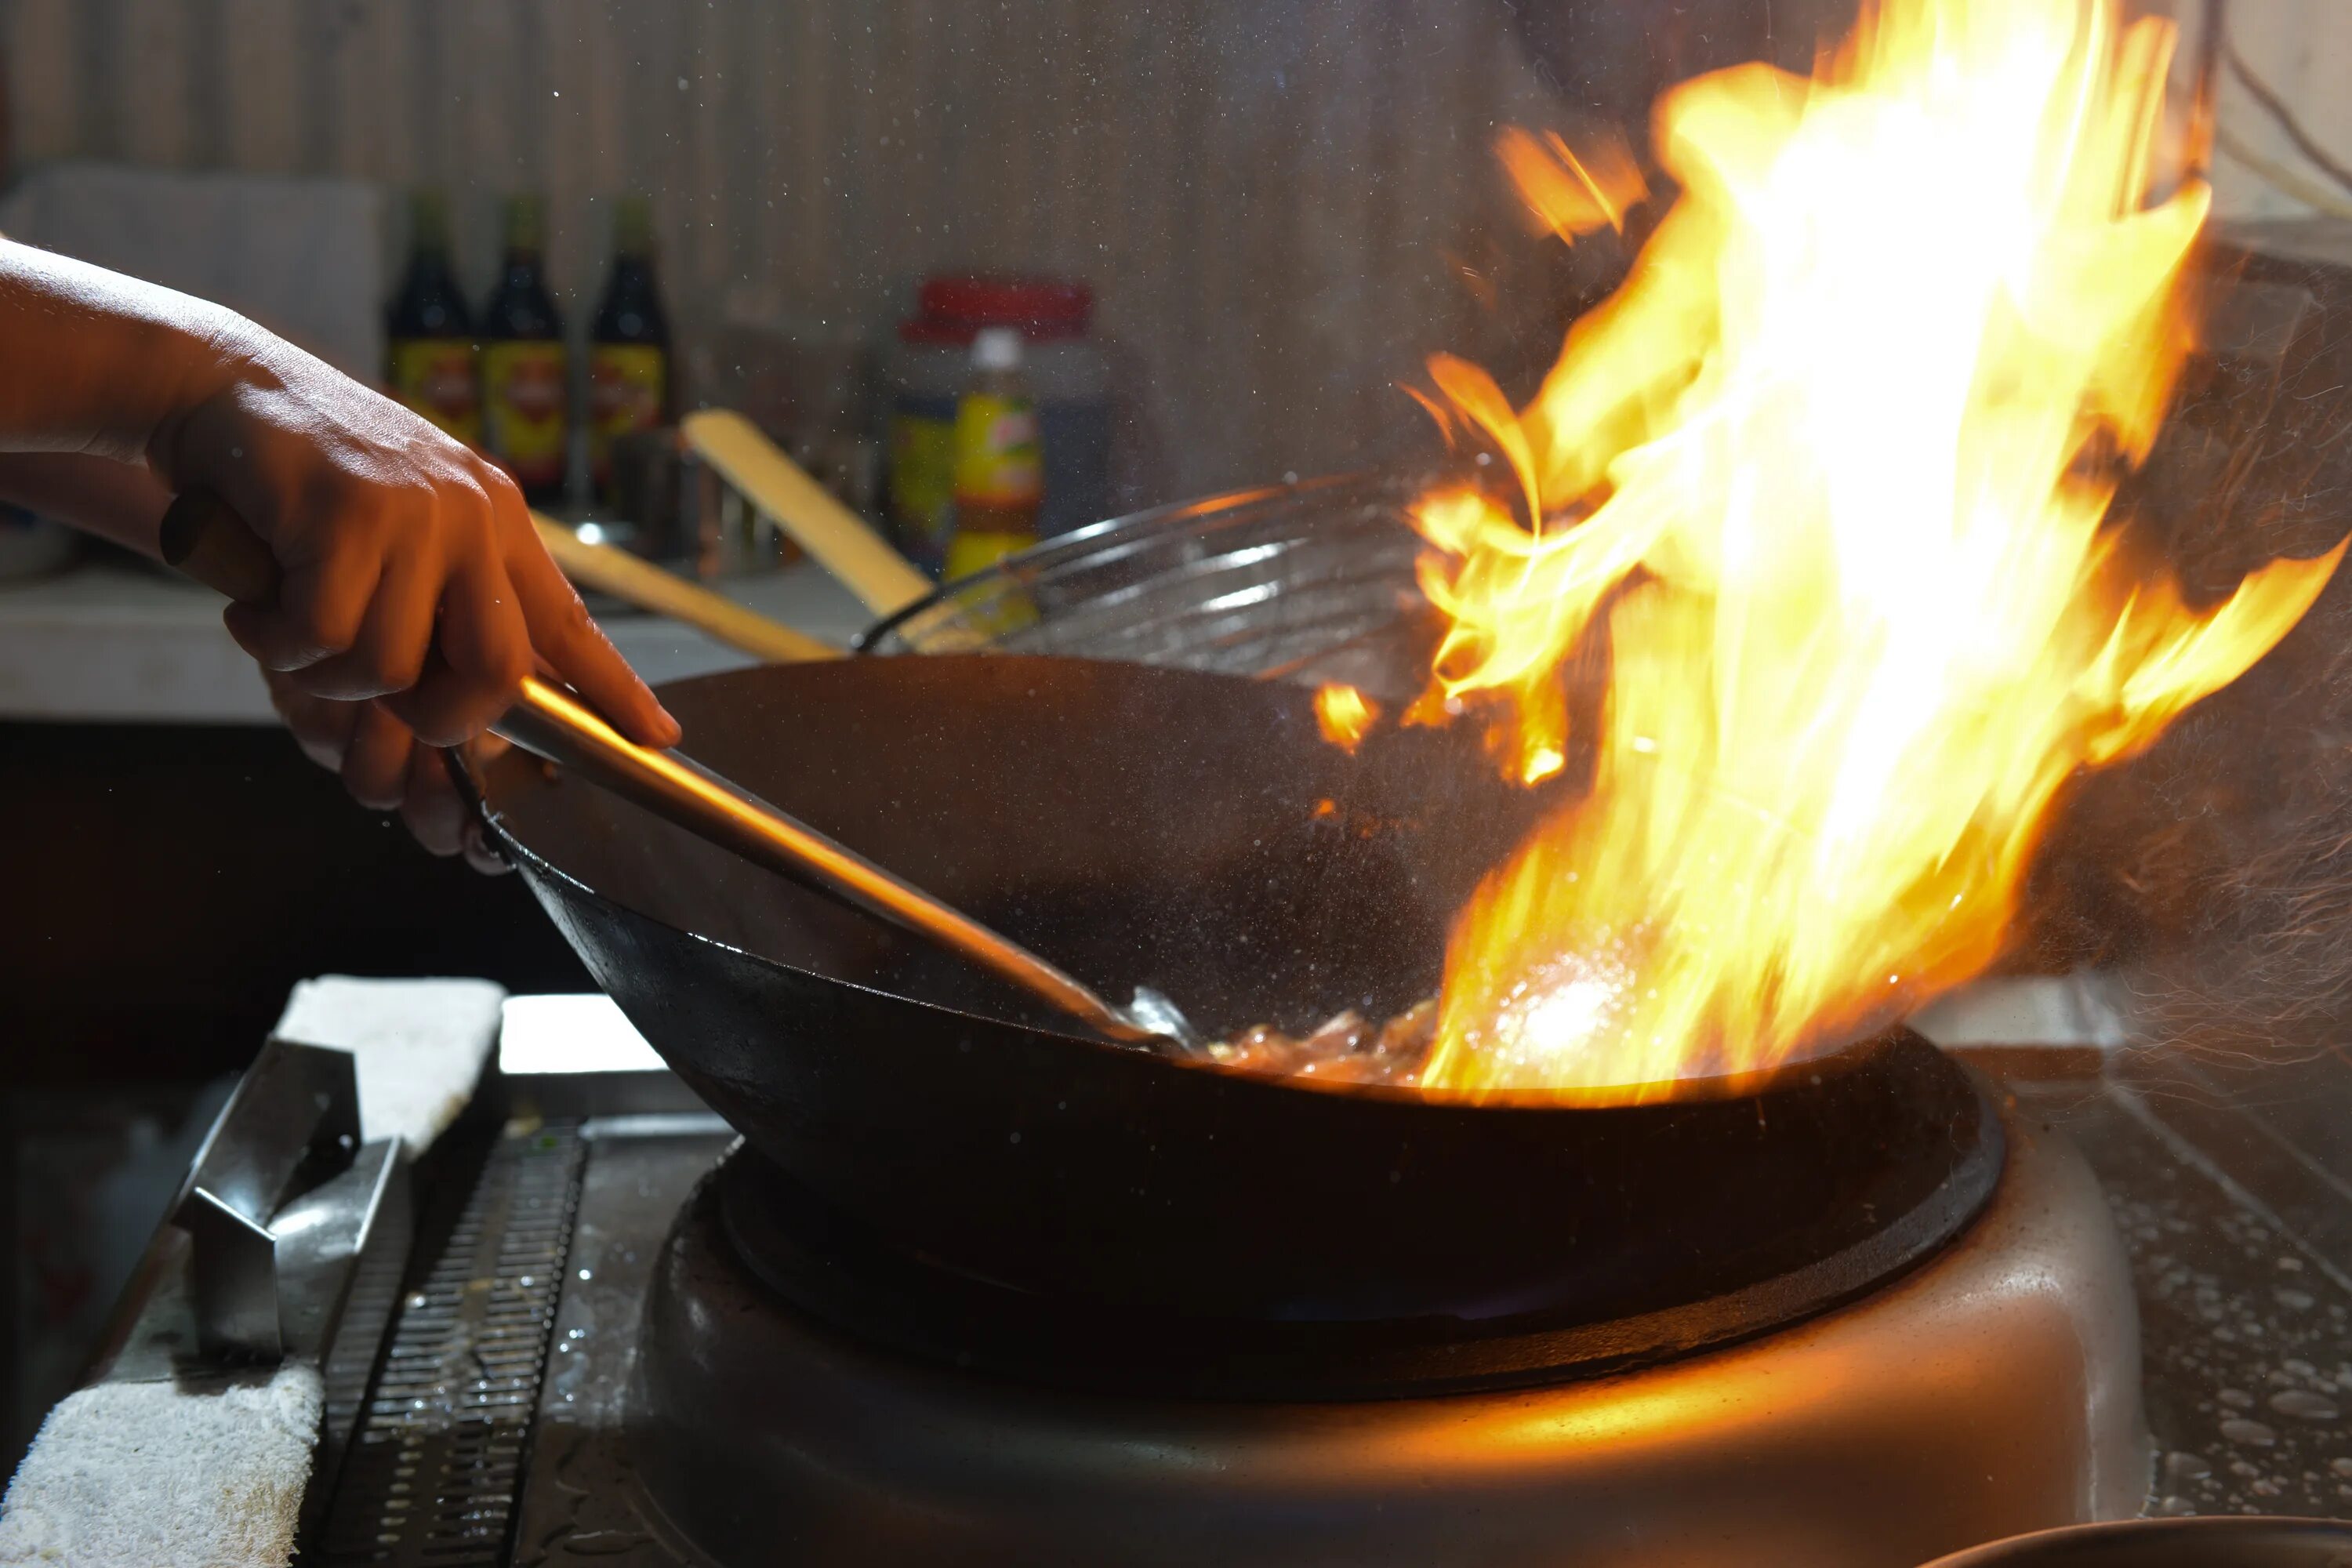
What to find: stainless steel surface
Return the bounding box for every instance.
[171,1186,280,1360]
[91,1037,409,1381]
[173,1037,362,1240]
[270,1139,407,1376]
[511,1116,733,1566]
[321,1123,586,1567]
[1919,1515,2352,1565]
[2053,1074,2352,1521]
[168,1037,368,1361]
[318,1109,733,1567]
[624,1103,2146,1568]
[285,1044,2352,1566]
[310,1149,416,1548]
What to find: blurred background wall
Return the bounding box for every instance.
[0,2,2332,508]
[2168,0,2352,227]
[0,0,1871,506]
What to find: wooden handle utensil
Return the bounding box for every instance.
[528,512,840,664]
[680,409,935,619]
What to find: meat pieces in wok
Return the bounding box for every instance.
[1203,998,1436,1087]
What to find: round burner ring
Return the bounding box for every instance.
[716,1029,2002,1398]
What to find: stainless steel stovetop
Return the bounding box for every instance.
[67,992,2352,1566]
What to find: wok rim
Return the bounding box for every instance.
[1917,1515,2352,1565]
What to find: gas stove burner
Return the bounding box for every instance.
[710,1028,2000,1398]
[626,1088,2146,1568]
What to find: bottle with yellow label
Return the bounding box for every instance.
[384,190,479,445]
[479,195,569,507]
[944,327,1045,583]
[589,194,670,505]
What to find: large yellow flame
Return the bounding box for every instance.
[1404,0,2343,1101]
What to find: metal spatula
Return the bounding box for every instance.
[159,489,1197,1054]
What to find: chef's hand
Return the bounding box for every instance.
[0,241,677,858]
[152,343,680,750]
[0,238,679,754]
[265,668,513,875]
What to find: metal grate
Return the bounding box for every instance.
[319,1125,586,1567]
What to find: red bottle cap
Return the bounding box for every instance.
[902,274,1092,343]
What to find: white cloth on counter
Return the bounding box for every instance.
[274,974,506,1153]
[0,1364,322,1568]
[0,976,506,1563]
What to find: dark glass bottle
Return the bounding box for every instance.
[478,195,569,507]
[588,195,670,503]
[384,190,479,445]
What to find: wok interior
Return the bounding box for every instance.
[484,655,1546,1040]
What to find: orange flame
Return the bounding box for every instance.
[1397,0,2343,1102]
[1313,683,1380,753]
[1494,125,1648,241]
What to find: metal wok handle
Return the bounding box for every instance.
[158,488,1174,1051]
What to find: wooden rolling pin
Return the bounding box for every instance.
[528,511,840,664]
[680,409,935,619]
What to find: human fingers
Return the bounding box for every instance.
[502,518,681,749]
[221,543,383,673]
[460,815,510,876]
[262,664,361,773]
[454,732,514,875]
[386,549,532,747]
[339,699,417,811]
[400,742,508,874]
[397,743,470,858]
[293,539,441,702]
[456,738,513,869]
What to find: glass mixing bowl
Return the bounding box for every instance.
[861,468,1443,700]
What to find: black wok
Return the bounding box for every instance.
[480,654,1998,1385]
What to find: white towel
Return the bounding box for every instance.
[274,974,506,1153]
[0,1366,323,1568]
[1,976,509,1564]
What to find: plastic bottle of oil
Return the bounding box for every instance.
[943,327,1044,582]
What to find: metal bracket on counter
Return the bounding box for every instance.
[87,1036,415,1382]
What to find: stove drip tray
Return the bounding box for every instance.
[629,1087,2151,1567]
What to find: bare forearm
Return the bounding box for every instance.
[0,238,259,466]
[0,452,171,554]
[0,238,677,777]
